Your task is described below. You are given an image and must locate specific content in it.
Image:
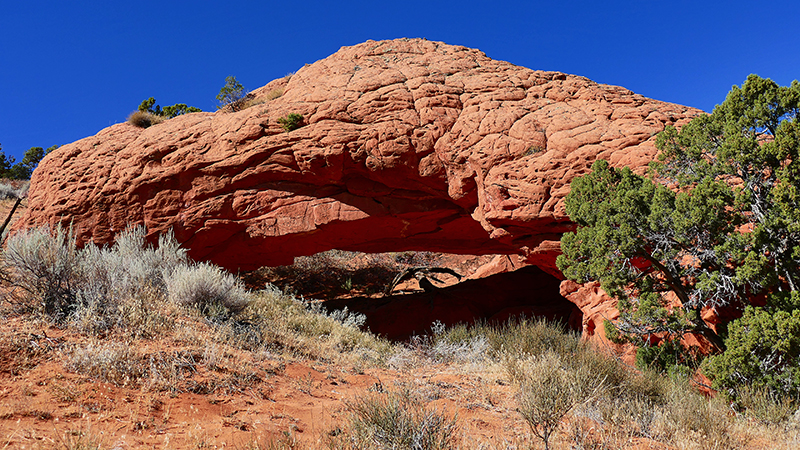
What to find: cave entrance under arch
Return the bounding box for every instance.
[253,251,582,341]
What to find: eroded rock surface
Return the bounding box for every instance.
[17,38,700,272]
[16,39,704,338]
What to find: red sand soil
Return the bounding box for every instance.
[0,198,791,449]
[1,315,787,449]
[0,315,535,449]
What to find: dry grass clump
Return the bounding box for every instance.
[330,388,459,450]
[422,317,751,449]
[397,317,590,374]
[236,435,307,450]
[126,110,165,128]
[236,96,266,110]
[52,425,105,450]
[236,285,393,364]
[66,338,211,393]
[225,73,291,116]
[0,328,57,375]
[734,384,799,424]
[219,90,282,112]
[66,336,265,395]
[265,88,284,100]
[438,316,580,360]
[232,88,283,111]
[66,341,149,387]
[657,379,738,449]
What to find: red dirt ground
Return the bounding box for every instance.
[0,198,793,449]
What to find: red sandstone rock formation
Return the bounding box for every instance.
[15,38,704,338]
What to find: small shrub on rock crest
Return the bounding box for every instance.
[217,75,247,111]
[277,113,304,132]
[127,110,164,128]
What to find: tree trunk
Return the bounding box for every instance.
[0,195,23,242]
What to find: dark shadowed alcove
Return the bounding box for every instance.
[322,264,581,341]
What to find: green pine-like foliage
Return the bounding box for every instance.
[0,144,56,179]
[277,113,304,132]
[216,76,246,110]
[138,97,202,118]
[558,75,800,400]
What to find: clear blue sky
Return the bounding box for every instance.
[1,0,798,162]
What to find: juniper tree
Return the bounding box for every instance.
[556,159,740,355]
[216,76,246,110]
[557,75,800,391]
[0,145,54,179]
[138,97,201,118]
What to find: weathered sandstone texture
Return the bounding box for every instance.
[16,38,703,338]
[18,39,700,268]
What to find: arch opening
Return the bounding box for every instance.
[248,250,581,341]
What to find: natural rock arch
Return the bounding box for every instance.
[15,38,702,339]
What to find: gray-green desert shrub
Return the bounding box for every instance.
[4,225,83,319]
[513,351,606,450]
[4,225,187,334]
[0,183,18,200]
[165,261,250,317]
[336,389,459,450]
[73,226,186,334]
